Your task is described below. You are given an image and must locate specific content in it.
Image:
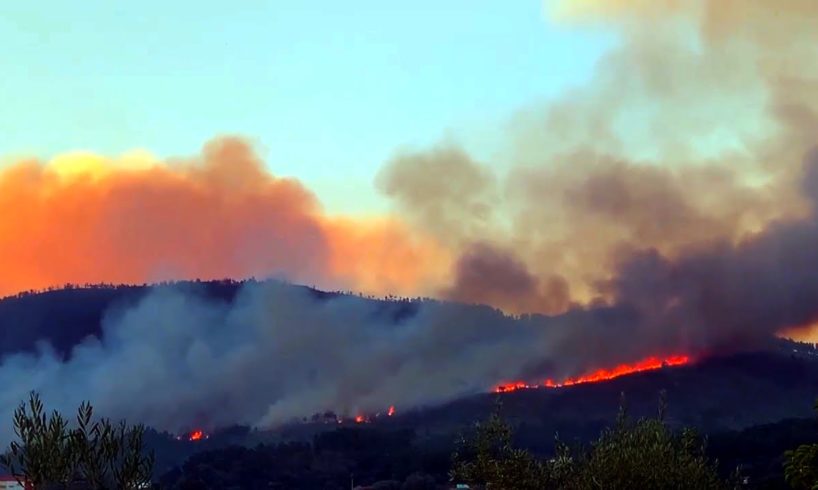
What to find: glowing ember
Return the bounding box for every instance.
[495,381,536,393]
[187,430,207,441]
[494,355,690,393]
[550,355,690,387]
[323,406,395,425]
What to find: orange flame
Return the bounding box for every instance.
[188,430,205,441]
[494,381,537,393]
[494,355,690,393]
[349,406,394,423]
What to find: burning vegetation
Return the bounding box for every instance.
[175,429,209,442]
[494,355,691,393]
[351,405,397,424]
[305,405,398,426]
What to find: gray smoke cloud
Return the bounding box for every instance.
[0,151,818,437]
[375,0,818,312]
[2,147,817,443]
[0,283,550,442]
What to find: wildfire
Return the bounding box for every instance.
[309,405,396,425]
[494,355,691,393]
[494,381,537,393]
[175,429,209,441]
[347,405,396,424]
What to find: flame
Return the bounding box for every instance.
[187,429,206,441]
[347,406,394,424]
[494,355,690,393]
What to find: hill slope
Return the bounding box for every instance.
[393,349,818,447]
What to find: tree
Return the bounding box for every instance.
[0,392,154,489]
[784,400,818,490]
[0,392,77,487]
[450,399,558,490]
[568,392,725,490]
[451,392,729,490]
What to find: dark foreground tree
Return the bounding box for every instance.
[451,392,729,490]
[0,392,154,489]
[450,400,557,489]
[568,393,725,490]
[784,400,818,490]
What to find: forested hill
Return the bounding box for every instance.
[0,279,426,359]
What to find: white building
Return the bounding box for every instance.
[0,476,29,490]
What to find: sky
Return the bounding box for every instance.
[5,0,818,342]
[0,0,613,214]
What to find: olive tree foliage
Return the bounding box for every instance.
[450,400,558,490]
[0,392,154,489]
[450,398,578,490]
[784,400,818,490]
[451,392,729,490]
[568,392,725,490]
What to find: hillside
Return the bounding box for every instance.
[2,282,815,439]
[145,347,818,487]
[393,349,818,448]
[0,282,238,358]
[0,280,423,359]
[3,282,818,488]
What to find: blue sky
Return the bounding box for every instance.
[0,1,614,214]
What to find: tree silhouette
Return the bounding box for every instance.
[450,399,564,489]
[0,392,154,489]
[569,392,725,490]
[784,399,818,490]
[451,392,728,490]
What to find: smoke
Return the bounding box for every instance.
[376,144,499,248]
[605,149,818,347]
[376,0,818,310]
[5,145,818,440]
[4,0,817,313]
[442,243,572,314]
[3,150,818,442]
[0,137,446,299]
[1,0,818,440]
[0,282,546,440]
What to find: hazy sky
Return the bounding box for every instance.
[0,1,613,214]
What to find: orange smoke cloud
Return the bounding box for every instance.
[4,0,818,326]
[0,137,445,298]
[323,216,451,296]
